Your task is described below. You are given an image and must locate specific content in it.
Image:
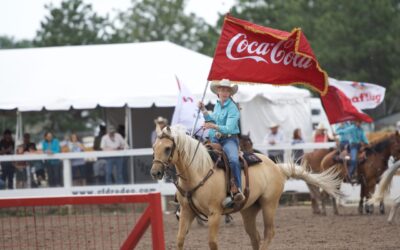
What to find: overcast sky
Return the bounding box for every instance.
[0,0,234,40]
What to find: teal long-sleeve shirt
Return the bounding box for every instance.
[335,124,369,144]
[203,98,240,139]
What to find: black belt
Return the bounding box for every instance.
[215,132,237,139]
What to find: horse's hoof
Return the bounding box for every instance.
[225,215,233,224]
[379,204,385,215]
[365,204,374,214]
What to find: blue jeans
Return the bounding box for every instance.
[339,140,349,152]
[105,157,123,185]
[349,143,360,178]
[212,136,241,190]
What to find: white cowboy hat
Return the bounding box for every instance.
[269,122,279,128]
[154,116,168,124]
[316,122,326,130]
[210,79,238,95]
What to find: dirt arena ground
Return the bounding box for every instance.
[1,204,399,249]
[159,205,400,250]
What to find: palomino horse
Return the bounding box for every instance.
[369,159,400,223]
[239,135,336,215]
[151,126,341,250]
[321,132,400,214]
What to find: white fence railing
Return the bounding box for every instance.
[0,143,337,201]
[3,143,399,207]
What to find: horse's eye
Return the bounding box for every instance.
[164,147,172,156]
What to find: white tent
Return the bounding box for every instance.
[0,41,214,111]
[0,41,312,146]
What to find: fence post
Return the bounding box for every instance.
[149,192,165,250]
[63,159,72,188]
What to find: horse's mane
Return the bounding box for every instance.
[170,125,213,174]
[366,132,394,155]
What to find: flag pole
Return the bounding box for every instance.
[190,80,209,136]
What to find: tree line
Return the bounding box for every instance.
[1,0,399,118]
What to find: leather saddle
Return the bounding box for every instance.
[205,143,262,169]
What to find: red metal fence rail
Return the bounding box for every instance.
[0,192,165,250]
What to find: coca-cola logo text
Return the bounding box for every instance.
[226,33,312,69]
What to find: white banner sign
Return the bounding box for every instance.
[171,77,204,133]
[328,77,386,110]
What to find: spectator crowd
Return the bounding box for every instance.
[0,124,129,190]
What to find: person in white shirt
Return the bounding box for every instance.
[100,125,127,184]
[264,123,285,163]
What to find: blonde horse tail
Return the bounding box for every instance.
[368,159,400,204]
[277,161,342,199]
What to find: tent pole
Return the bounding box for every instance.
[126,105,134,183]
[15,110,23,153]
[125,105,133,148]
[190,80,209,136]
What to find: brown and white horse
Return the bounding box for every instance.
[151,126,341,249]
[320,132,400,214]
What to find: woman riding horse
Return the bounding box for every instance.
[198,79,244,208]
[320,131,400,214]
[151,125,341,250]
[335,120,369,183]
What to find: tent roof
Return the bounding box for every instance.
[0,41,310,111]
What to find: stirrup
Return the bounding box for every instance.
[222,196,234,208]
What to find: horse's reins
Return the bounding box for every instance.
[152,132,216,221]
[188,127,205,167]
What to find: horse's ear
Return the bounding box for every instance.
[156,123,162,136]
[247,132,250,137]
[165,126,172,137]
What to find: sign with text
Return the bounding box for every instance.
[208,15,329,95]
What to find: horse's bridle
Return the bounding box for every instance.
[152,134,176,171]
[152,131,216,222]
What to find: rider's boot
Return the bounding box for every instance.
[233,189,245,203]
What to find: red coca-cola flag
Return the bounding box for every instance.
[321,86,373,124]
[208,15,329,95]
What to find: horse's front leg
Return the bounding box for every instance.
[208,211,222,250]
[177,204,195,250]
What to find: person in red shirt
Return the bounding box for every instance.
[313,123,328,143]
